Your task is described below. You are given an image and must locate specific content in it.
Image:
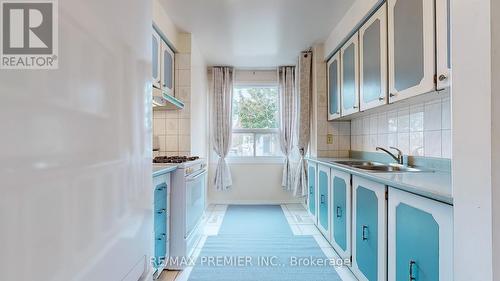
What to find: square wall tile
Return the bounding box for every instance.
[409,132,424,156]
[424,131,442,157]
[153,119,166,136]
[179,135,191,152]
[178,70,191,87]
[388,110,398,132]
[370,116,378,135]
[165,119,178,134]
[442,98,451,130]
[378,112,388,134]
[397,107,410,132]
[179,118,191,135]
[409,104,424,132]
[397,132,410,155]
[442,130,452,158]
[424,101,442,131]
[166,135,179,151]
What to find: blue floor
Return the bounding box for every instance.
[188,205,343,281]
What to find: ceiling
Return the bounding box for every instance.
[160,0,354,68]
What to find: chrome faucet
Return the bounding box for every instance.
[376,146,404,165]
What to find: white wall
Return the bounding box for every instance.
[153,0,180,50]
[452,0,493,280]
[191,37,209,159]
[491,0,500,279]
[323,0,383,59]
[207,163,299,204]
[0,0,153,280]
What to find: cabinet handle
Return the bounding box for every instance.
[353,105,358,109]
[390,93,397,97]
[439,74,448,81]
[362,225,368,240]
[409,260,416,281]
[336,206,342,218]
[156,208,166,214]
[378,96,385,101]
[320,194,325,204]
[309,187,313,195]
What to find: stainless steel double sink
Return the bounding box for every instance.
[333,160,432,173]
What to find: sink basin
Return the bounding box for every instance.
[334,160,384,167]
[351,164,429,173]
[333,160,431,173]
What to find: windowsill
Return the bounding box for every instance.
[224,156,285,164]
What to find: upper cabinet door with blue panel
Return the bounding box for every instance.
[388,0,435,103]
[359,4,388,111]
[307,162,317,219]
[388,188,453,281]
[161,41,175,96]
[341,33,360,117]
[317,165,330,236]
[330,169,351,260]
[327,52,341,120]
[436,0,451,90]
[352,176,387,281]
[152,30,161,89]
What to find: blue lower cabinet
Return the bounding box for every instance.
[152,174,170,277]
[388,188,453,281]
[352,176,386,281]
[317,165,330,235]
[308,162,317,220]
[330,169,351,260]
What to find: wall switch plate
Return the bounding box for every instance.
[327,134,333,144]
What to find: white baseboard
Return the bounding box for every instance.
[207,199,301,205]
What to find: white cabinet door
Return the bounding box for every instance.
[329,169,351,260]
[352,176,387,281]
[340,33,360,117]
[359,3,388,111]
[436,0,451,90]
[388,188,453,281]
[327,52,341,120]
[152,30,162,89]
[317,165,331,237]
[307,162,318,221]
[388,0,435,103]
[161,41,175,96]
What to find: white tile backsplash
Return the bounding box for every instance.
[350,97,451,159]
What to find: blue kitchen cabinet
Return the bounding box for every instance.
[317,165,330,236]
[352,176,387,281]
[307,162,317,220]
[152,173,171,279]
[161,40,175,96]
[327,52,341,120]
[341,32,360,117]
[330,169,351,260]
[152,30,161,89]
[388,188,453,281]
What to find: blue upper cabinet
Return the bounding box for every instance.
[307,162,317,220]
[341,32,360,117]
[359,4,387,111]
[352,176,387,281]
[388,188,453,281]
[327,52,341,120]
[330,169,351,260]
[152,30,161,89]
[317,165,330,236]
[161,40,175,96]
[388,0,435,103]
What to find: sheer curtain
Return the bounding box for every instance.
[278,66,296,191]
[212,66,234,191]
[294,51,312,197]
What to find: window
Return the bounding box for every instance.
[229,86,282,157]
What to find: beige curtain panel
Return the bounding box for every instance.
[211,66,234,191]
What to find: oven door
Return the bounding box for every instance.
[185,168,207,238]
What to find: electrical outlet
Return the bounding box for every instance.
[327,134,333,144]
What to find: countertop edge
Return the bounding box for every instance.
[152,165,177,177]
[306,157,453,205]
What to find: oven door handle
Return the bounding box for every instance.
[186,169,207,182]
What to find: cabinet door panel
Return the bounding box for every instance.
[327,52,341,120]
[161,41,175,96]
[388,0,435,102]
[360,4,387,111]
[308,163,317,218]
[330,169,351,260]
[318,165,330,235]
[388,188,453,281]
[436,0,451,90]
[341,33,360,116]
[152,31,161,88]
[352,177,387,281]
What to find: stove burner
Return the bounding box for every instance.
[153,156,200,163]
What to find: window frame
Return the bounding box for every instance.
[228,84,283,160]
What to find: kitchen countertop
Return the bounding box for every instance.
[153,164,178,177]
[307,157,453,205]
